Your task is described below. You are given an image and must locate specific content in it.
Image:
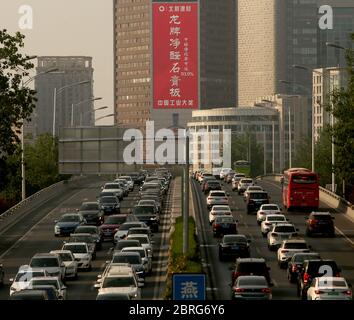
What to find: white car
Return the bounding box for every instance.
[50,250,78,279]
[29,253,66,280]
[62,242,92,270]
[261,214,288,237]
[126,234,154,258]
[28,276,67,300]
[256,204,282,225]
[207,190,229,209]
[209,205,232,225]
[307,277,352,300]
[267,223,298,251]
[232,173,246,190]
[237,178,254,194]
[9,266,49,296]
[277,239,311,268]
[95,264,143,299]
[114,222,147,243]
[243,185,263,200]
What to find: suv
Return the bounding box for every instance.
[231,258,273,286]
[287,252,321,283]
[305,212,335,237]
[297,259,341,299]
[246,191,270,214]
[204,180,222,194]
[132,205,159,232]
[267,223,299,251]
[29,253,65,281]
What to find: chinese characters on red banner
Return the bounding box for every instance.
[153,3,198,109]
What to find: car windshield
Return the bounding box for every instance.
[247,187,262,191]
[267,216,285,222]
[31,279,59,289]
[274,226,296,233]
[64,245,87,253]
[15,271,45,282]
[262,205,279,211]
[237,262,267,273]
[60,215,80,222]
[284,243,307,249]
[294,254,320,263]
[102,277,136,288]
[213,206,230,211]
[237,277,267,286]
[113,255,141,264]
[224,236,247,244]
[211,192,226,197]
[241,179,253,184]
[30,258,58,268]
[101,197,117,204]
[106,216,126,224]
[81,203,99,210]
[134,206,154,215]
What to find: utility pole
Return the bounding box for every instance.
[183,133,190,255]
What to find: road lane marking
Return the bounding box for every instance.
[335,227,354,248]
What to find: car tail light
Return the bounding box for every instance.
[235,288,245,293]
[309,219,317,225]
[259,212,265,215]
[265,222,271,226]
[303,272,309,284]
[262,288,270,293]
[343,290,352,296]
[214,224,220,229]
[281,250,289,253]
[335,272,341,277]
[292,265,297,272]
[207,197,211,201]
[271,233,278,237]
[315,290,324,294]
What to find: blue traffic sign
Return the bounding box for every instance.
[172,273,206,300]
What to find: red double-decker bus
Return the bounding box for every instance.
[282,168,319,211]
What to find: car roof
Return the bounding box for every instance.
[29,276,59,281]
[310,211,332,216]
[237,258,266,263]
[113,252,140,257]
[70,233,93,237]
[265,214,285,219]
[282,239,306,243]
[63,242,87,246]
[32,253,58,258]
[273,223,294,227]
[50,250,73,255]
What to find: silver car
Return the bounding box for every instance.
[50,250,78,279]
[28,276,67,300]
[267,223,299,251]
[231,276,272,300]
[260,214,288,237]
[206,190,229,209]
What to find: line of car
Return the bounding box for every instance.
[6,169,172,300]
[194,167,353,301]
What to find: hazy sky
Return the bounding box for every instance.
[0,0,114,125]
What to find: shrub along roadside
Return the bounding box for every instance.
[164,216,202,299]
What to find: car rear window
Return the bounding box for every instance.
[237,262,267,273]
[241,179,253,184]
[211,192,226,197]
[294,254,320,263]
[250,193,268,199]
[267,216,285,222]
[237,277,267,286]
[318,279,346,288]
[307,261,339,274]
[274,226,296,233]
[106,216,126,224]
[284,243,307,249]
[313,215,332,220]
[262,205,279,211]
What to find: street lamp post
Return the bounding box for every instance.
[95,113,115,123]
[71,97,102,127]
[20,67,58,201]
[52,80,91,136]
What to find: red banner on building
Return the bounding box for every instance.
[153,2,199,109]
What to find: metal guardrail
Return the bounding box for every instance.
[0,176,86,222]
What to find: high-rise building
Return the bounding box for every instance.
[113,0,237,132]
[34,56,94,136]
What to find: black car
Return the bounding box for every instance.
[74,225,103,250]
[246,191,269,214]
[204,180,222,194]
[212,215,238,238]
[99,196,120,215]
[127,172,145,185]
[305,212,335,237]
[77,202,104,226]
[218,234,251,261]
[296,259,341,299]
[287,252,321,283]
[231,258,273,286]
[132,205,159,232]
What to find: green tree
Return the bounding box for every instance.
[327,33,354,196]
[0,29,37,159]
[25,134,60,192]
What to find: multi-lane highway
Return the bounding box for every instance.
[0,177,173,300]
[192,177,354,300]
